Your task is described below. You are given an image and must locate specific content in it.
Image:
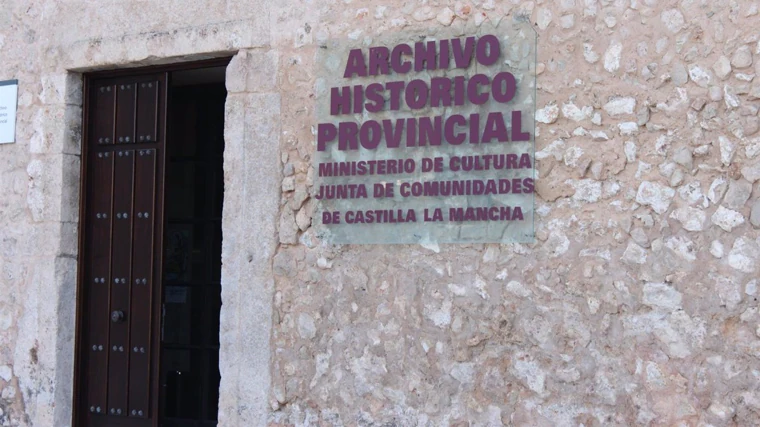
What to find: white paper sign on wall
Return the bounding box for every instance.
[0,80,18,144]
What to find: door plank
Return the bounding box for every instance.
[115,83,136,145]
[107,149,135,417]
[94,85,115,146]
[84,151,114,416]
[128,148,157,418]
[136,81,159,143]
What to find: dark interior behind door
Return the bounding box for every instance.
[159,82,225,427]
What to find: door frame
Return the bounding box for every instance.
[73,57,233,427]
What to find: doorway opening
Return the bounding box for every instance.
[160,68,226,426]
[74,59,229,427]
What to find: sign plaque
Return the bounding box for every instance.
[314,19,536,244]
[0,80,18,144]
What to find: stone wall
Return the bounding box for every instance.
[268,1,760,425]
[0,0,759,426]
[0,1,277,426]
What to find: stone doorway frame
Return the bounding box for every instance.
[28,22,280,427]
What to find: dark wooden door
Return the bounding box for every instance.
[77,74,167,427]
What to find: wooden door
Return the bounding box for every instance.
[77,74,167,427]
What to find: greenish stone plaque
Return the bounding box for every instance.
[314,19,536,244]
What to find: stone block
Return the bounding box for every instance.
[642,282,682,310]
[249,47,277,87]
[60,154,80,223]
[40,73,83,106]
[241,93,281,256]
[751,200,760,228]
[636,181,675,214]
[26,156,62,223]
[225,51,249,93]
[29,105,82,155]
[728,237,760,273]
[711,206,745,232]
[724,179,752,209]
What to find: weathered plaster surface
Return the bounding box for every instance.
[0,1,277,426]
[269,1,760,426]
[1,0,760,426]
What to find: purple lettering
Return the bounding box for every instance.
[512,178,522,193]
[492,72,516,103]
[353,85,364,114]
[406,117,417,147]
[331,86,351,115]
[444,114,466,145]
[467,74,490,105]
[383,119,404,148]
[386,81,405,111]
[344,49,368,78]
[469,113,480,144]
[414,41,437,71]
[338,121,359,150]
[453,76,466,106]
[390,44,412,74]
[365,83,385,112]
[405,79,429,110]
[439,39,450,69]
[475,35,500,66]
[430,77,452,107]
[369,46,390,76]
[360,120,382,150]
[523,178,534,193]
[419,116,442,146]
[511,111,531,141]
[482,112,509,143]
[317,123,337,151]
[519,153,532,168]
[452,36,476,68]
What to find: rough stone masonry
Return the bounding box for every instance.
[2,0,760,426]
